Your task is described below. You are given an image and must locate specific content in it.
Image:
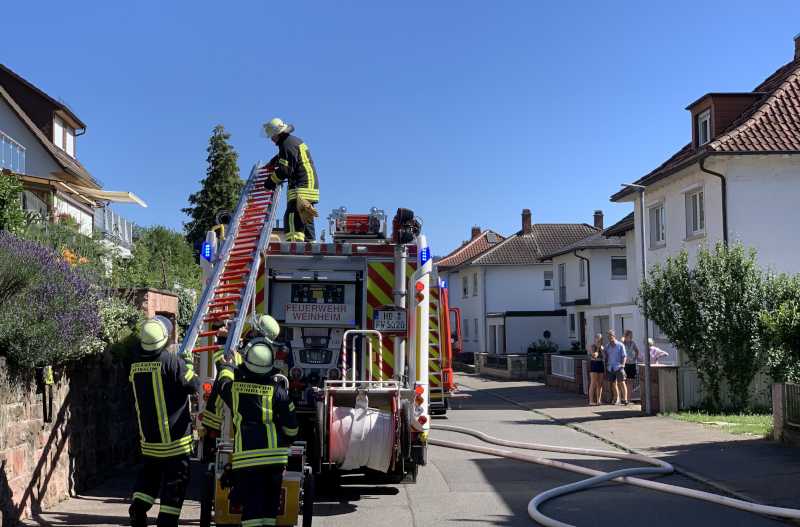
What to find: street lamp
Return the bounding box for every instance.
[620,182,653,415]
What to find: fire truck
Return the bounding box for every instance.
[182,162,461,526]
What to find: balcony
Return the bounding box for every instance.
[94,206,135,251]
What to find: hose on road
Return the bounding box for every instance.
[430,423,800,527]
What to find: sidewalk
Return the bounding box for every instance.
[454,374,800,509]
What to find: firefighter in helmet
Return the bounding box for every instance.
[128,316,199,527]
[200,315,281,437]
[262,117,320,242]
[211,328,299,526]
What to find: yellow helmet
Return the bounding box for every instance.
[254,314,280,341]
[242,338,275,375]
[262,117,293,139]
[139,316,172,352]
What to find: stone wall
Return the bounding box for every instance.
[0,354,138,524]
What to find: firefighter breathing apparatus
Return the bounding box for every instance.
[428,420,800,526]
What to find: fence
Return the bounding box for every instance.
[551,355,576,380]
[483,355,508,370]
[787,384,800,428]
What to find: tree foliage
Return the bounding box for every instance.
[760,274,800,384]
[183,125,243,252]
[115,226,201,291]
[640,243,765,411]
[0,170,25,234]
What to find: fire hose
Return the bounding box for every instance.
[429,424,800,527]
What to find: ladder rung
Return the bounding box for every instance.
[192,344,223,354]
[211,295,241,303]
[199,330,220,338]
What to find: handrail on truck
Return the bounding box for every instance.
[340,330,386,388]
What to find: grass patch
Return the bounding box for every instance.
[665,411,773,438]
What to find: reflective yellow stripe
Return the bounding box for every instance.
[271,173,282,184]
[243,519,276,526]
[151,370,170,443]
[233,388,242,453]
[278,158,289,167]
[184,370,196,381]
[286,233,305,241]
[298,143,315,191]
[232,456,288,470]
[288,402,295,412]
[141,435,192,451]
[287,188,320,200]
[218,368,234,381]
[231,447,288,460]
[159,505,181,516]
[282,426,298,436]
[133,492,155,505]
[287,212,297,239]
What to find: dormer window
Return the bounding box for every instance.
[53,116,75,157]
[697,109,711,146]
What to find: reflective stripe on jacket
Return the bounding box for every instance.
[128,347,199,458]
[214,365,298,470]
[269,134,319,202]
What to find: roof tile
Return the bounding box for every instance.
[472,224,598,265]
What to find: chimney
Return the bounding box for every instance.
[795,33,800,61]
[521,209,532,234]
[471,225,481,240]
[593,210,604,230]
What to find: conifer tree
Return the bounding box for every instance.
[183,125,243,251]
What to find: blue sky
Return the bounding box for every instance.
[4,1,800,254]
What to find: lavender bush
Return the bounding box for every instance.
[0,231,103,367]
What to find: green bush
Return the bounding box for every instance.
[0,170,25,233]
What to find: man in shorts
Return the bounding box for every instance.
[606,330,628,405]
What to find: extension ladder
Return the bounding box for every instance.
[179,162,282,360]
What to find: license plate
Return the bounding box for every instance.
[374,309,407,332]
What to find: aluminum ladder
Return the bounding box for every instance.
[179,162,282,360]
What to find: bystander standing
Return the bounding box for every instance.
[588,333,605,406]
[606,330,628,405]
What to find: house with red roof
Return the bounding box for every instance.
[610,34,800,374]
[438,209,599,355]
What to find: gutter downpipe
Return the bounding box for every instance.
[699,155,728,244]
[637,189,652,415]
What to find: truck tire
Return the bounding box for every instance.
[302,468,315,527]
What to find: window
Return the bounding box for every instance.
[579,260,586,286]
[53,116,76,157]
[473,319,479,342]
[543,270,553,290]
[685,189,705,237]
[462,276,468,299]
[569,314,576,337]
[649,204,666,248]
[0,131,26,173]
[558,263,567,304]
[611,257,627,279]
[472,273,478,296]
[697,109,711,146]
[463,316,469,339]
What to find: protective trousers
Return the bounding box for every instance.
[234,465,285,526]
[129,456,191,527]
[284,199,316,242]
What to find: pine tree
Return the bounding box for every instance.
[183,125,243,251]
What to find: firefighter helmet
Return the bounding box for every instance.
[139,316,172,352]
[242,338,275,375]
[263,117,293,139]
[254,314,280,342]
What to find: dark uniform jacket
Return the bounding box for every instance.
[128,347,199,458]
[267,134,319,203]
[213,364,298,470]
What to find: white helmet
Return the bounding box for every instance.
[139,316,173,353]
[242,338,275,375]
[262,117,293,139]
[254,314,280,342]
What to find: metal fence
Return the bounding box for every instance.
[551,355,576,380]
[787,384,800,428]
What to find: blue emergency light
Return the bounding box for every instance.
[201,241,212,262]
[419,247,431,266]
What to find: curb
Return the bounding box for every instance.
[465,379,761,505]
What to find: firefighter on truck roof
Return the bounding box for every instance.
[262,117,320,242]
[128,316,199,527]
[210,327,299,527]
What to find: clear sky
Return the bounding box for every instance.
[4,1,800,255]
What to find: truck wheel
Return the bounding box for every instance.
[199,466,214,527]
[302,469,315,527]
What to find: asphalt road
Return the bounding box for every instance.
[24,378,789,527]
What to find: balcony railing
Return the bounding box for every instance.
[94,206,135,250]
[551,354,576,380]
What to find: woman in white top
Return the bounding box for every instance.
[648,338,670,364]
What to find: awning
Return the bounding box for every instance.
[56,182,147,208]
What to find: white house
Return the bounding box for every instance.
[545,212,639,354]
[610,35,800,366]
[0,63,143,252]
[439,209,598,355]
